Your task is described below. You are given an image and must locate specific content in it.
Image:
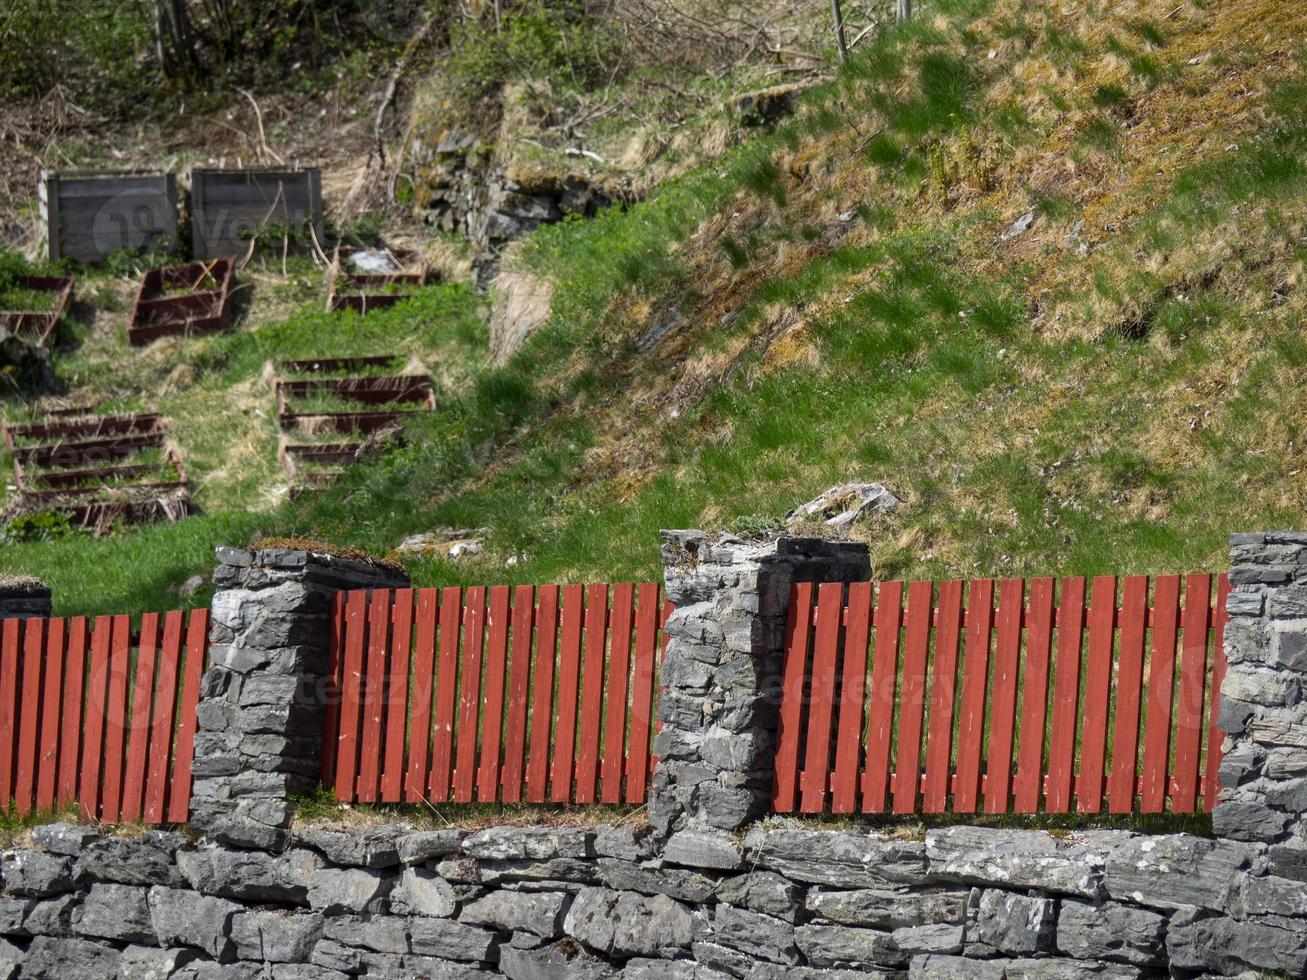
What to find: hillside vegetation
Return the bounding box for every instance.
[3,0,1307,616]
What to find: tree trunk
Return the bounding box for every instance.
[830,0,848,62]
[897,0,913,20]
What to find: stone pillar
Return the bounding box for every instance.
[0,578,51,619]
[1215,531,1307,845]
[651,531,870,834]
[191,546,409,850]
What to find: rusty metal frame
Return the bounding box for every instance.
[0,276,74,347]
[325,245,434,314]
[128,258,236,346]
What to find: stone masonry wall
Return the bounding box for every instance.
[0,820,1302,978]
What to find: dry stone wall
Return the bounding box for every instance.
[0,533,1302,978]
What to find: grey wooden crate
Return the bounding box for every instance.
[40,170,179,264]
[189,168,324,259]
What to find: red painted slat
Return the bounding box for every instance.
[454,587,488,804]
[36,618,65,813]
[625,583,660,805]
[601,583,635,805]
[356,589,392,803]
[0,620,18,810]
[99,616,132,822]
[831,582,873,814]
[575,584,610,804]
[892,581,933,814]
[14,617,45,816]
[121,612,161,823]
[526,585,560,802]
[165,608,207,823]
[405,589,440,803]
[862,581,903,813]
[550,584,585,803]
[79,618,113,821]
[952,579,994,813]
[1204,574,1232,813]
[428,588,463,803]
[58,617,88,808]
[320,592,347,783]
[1045,578,1085,813]
[800,582,845,813]
[1013,578,1054,813]
[922,580,963,813]
[144,611,183,823]
[1109,576,1149,813]
[984,579,1024,814]
[772,583,814,813]
[1139,575,1180,813]
[477,586,512,803]
[1078,576,1117,813]
[381,589,414,803]
[501,586,536,803]
[332,590,370,802]
[1173,574,1212,811]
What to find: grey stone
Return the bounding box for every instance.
[664,830,744,870]
[21,936,120,977]
[475,858,599,886]
[148,885,240,961]
[179,846,317,902]
[1238,872,1307,916]
[23,893,77,935]
[1004,960,1144,979]
[460,889,570,937]
[594,826,655,862]
[1213,800,1292,841]
[270,966,352,980]
[30,824,100,858]
[321,914,408,953]
[714,872,800,921]
[295,827,401,868]
[0,850,72,896]
[692,939,755,977]
[625,958,732,980]
[711,904,797,964]
[908,955,1004,979]
[389,866,458,917]
[1166,912,1307,975]
[462,827,592,861]
[72,883,154,943]
[306,867,392,914]
[794,922,903,968]
[925,827,1107,898]
[74,831,185,886]
[408,916,499,961]
[1266,842,1307,880]
[564,886,696,957]
[745,828,925,888]
[231,910,324,962]
[806,887,967,928]
[966,889,1053,956]
[399,954,497,978]
[1271,623,1307,672]
[1102,834,1254,909]
[598,858,718,903]
[397,830,466,864]
[117,945,203,980]
[1055,900,1166,966]
[311,938,363,974]
[0,899,31,935]
[499,942,618,980]
[890,922,963,955]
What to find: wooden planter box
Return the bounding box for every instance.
[2,413,190,528]
[0,276,74,347]
[326,246,434,314]
[128,259,236,346]
[41,170,178,264]
[190,168,323,260]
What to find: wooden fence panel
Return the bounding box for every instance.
[770,571,1231,815]
[324,581,667,806]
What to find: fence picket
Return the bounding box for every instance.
[772,583,814,813]
[576,584,609,805]
[121,612,160,823]
[14,618,45,816]
[1108,576,1148,813]
[333,590,369,802]
[551,584,585,804]
[144,611,183,823]
[953,579,993,813]
[58,618,87,809]
[1140,575,1180,812]
[832,582,873,813]
[454,587,487,804]
[1045,578,1085,812]
[527,585,560,803]
[800,583,844,813]
[983,579,1024,814]
[893,581,933,814]
[478,586,512,803]
[166,609,207,823]
[862,581,902,813]
[601,583,635,805]
[79,617,112,821]
[381,589,414,803]
[99,615,132,822]
[357,589,391,802]
[501,586,536,803]
[922,580,963,813]
[1173,574,1211,811]
[625,584,660,805]
[405,589,440,804]
[1013,578,1054,813]
[428,588,462,803]
[1078,577,1116,812]
[36,618,65,812]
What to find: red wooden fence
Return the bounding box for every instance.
[323,583,671,806]
[0,609,207,823]
[773,573,1230,815]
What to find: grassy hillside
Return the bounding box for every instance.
[5,0,1307,616]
